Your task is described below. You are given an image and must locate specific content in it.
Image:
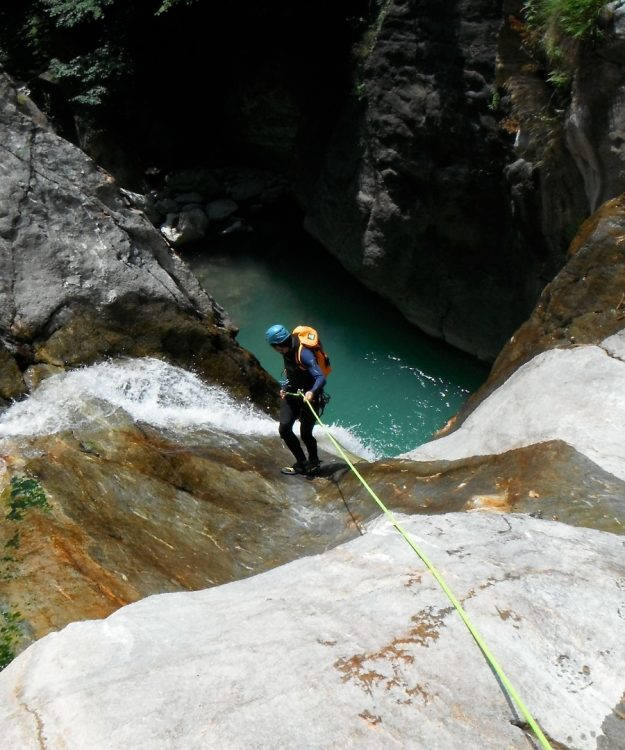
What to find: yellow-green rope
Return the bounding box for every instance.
[294,392,552,750]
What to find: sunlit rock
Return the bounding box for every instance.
[406,340,625,475]
[160,206,209,246]
[1,513,623,749]
[438,193,625,439]
[488,194,625,387]
[0,346,24,401]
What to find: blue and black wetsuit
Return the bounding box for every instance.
[279,337,326,465]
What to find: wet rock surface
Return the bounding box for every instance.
[0,407,369,658]
[2,15,625,746]
[349,440,625,535]
[3,382,625,664]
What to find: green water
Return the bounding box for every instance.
[185,229,488,458]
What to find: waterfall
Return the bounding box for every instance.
[0,358,274,438]
[0,357,374,458]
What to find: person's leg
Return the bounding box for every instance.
[299,401,319,465]
[279,397,307,464]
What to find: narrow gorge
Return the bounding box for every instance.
[0,2,624,748]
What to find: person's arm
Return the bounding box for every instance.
[299,347,326,399]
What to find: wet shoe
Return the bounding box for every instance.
[281,461,307,475]
[305,459,321,474]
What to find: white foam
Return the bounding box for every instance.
[0,358,276,438]
[0,359,375,462]
[316,423,378,462]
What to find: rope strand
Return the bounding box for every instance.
[293,391,552,750]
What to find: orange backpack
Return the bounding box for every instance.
[292,325,332,377]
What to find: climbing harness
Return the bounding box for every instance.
[317,390,331,417]
[292,391,553,750]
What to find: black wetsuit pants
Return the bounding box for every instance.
[279,394,319,464]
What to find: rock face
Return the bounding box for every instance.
[398,198,625,545]
[1,195,625,749]
[346,439,625,535]
[569,2,625,210]
[449,193,625,427]
[4,350,625,668]
[0,359,370,660]
[0,72,275,409]
[1,513,624,749]
[302,1,625,361]
[406,335,625,481]
[6,4,625,366]
[304,0,553,361]
[491,195,625,382]
[495,0,590,261]
[490,1,625,352]
[3,18,625,748]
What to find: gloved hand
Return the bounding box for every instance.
[304,391,314,401]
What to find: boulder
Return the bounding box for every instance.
[0,71,276,410]
[160,206,209,246]
[206,198,239,221]
[405,336,625,481]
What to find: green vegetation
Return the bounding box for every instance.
[501,1,607,162]
[2,474,50,568]
[48,43,127,106]
[6,475,50,522]
[522,0,606,81]
[0,1,197,110]
[41,0,116,27]
[155,0,197,15]
[0,475,50,669]
[0,608,22,671]
[352,0,393,62]
[2,474,50,569]
[524,0,606,43]
[352,0,393,99]
[489,90,502,112]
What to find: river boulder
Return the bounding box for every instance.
[0,71,275,410]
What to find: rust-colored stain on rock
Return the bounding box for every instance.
[467,492,511,512]
[334,607,446,704]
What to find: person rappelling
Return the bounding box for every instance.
[265,324,331,475]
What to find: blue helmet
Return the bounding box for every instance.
[265,324,290,345]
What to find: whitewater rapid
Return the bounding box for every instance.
[0,358,374,458]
